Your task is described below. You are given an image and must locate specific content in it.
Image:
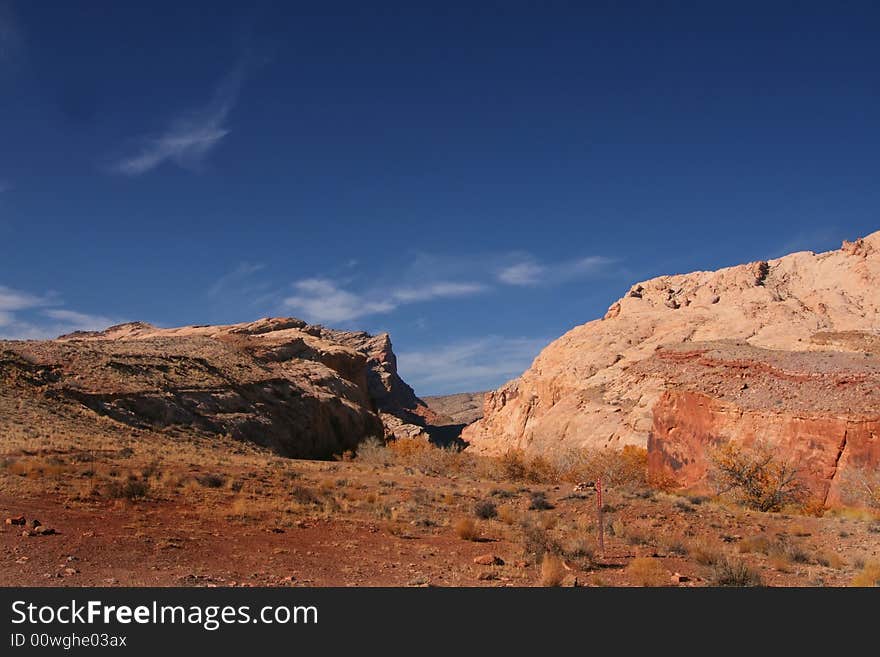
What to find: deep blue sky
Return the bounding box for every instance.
[1,1,878,394]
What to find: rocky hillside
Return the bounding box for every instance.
[463,231,880,500]
[0,317,435,458]
[423,392,487,426]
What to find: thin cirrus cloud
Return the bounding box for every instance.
[282,278,487,324]
[497,254,615,287]
[110,65,244,176]
[0,284,118,339]
[397,336,549,395]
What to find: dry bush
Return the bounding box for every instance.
[540,554,566,587]
[689,538,724,566]
[625,558,668,587]
[497,450,555,483]
[196,473,225,488]
[738,534,774,555]
[473,499,497,520]
[551,445,648,488]
[105,478,150,501]
[709,442,806,512]
[709,558,762,587]
[355,437,391,466]
[659,533,688,556]
[815,550,845,569]
[850,562,880,587]
[454,517,480,541]
[519,521,560,561]
[528,491,554,510]
[497,504,518,525]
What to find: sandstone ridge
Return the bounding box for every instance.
[463,231,880,492]
[1,317,435,458]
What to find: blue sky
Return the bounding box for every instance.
[1,2,878,395]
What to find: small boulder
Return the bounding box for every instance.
[473,554,504,566]
[5,515,26,526]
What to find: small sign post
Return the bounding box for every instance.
[596,477,605,559]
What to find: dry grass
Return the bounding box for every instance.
[625,558,669,587]
[540,554,566,587]
[689,538,724,566]
[850,562,880,587]
[709,558,763,587]
[497,504,518,525]
[454,517,480,541]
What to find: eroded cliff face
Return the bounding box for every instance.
[643,343,880,503]
[463,231,880,456]
[0,317,434,458]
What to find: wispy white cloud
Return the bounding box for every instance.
[0,285,49,312]
[497,260,545,286]
[111,64,244,176]
[208,262,266,298]
[497,254,615,287]
[397,336,548,395]
[0,284,119,339]
[390,282,486,303]
[42,309,118,332]
[283,278,487,324]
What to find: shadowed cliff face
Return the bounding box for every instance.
[464,231,880,459]
[0,317,434,459]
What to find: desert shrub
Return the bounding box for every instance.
[815,550,845,569]
[540,554,566,587]
[497,504,518,525]
[105,479,149,500]
[473,499,497,520]
[709,558,762,587]
[454,517,480,541]
[519,521,560,561]
[562,538,595,561]
[290,485,321,505]
[552,445,648,488]
[497,450,555,483]
[660,534,688,556]
[528,491,554,510]
[709,442,806,512]
[196,473,225,488]
[850,562,880,587]
[626,558,669,587]
[689,538,723,565]
[355,437,391,466]
[738,534,775,555]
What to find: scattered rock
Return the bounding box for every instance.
[473,554,504,566]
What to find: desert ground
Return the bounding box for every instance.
[2,425,878,587]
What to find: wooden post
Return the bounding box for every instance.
[596,477,605,559]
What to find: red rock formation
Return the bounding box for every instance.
[464,231,880,457]
[643,343,880,504]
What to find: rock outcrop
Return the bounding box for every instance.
[643,342,880,504]
[423,392,487,426]
[1,317,434,458]
[464,231,880,465]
